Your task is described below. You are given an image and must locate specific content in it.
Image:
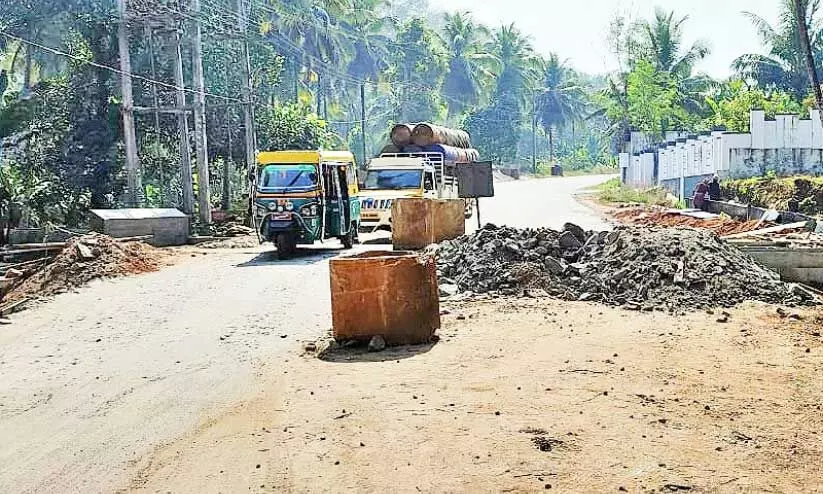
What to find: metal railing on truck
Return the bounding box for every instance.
[378,152,456,198]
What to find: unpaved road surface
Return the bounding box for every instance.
[130,300,823,493]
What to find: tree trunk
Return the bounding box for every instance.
[316,73,322,117]
[548,127,555,165]
[795,0,823,112]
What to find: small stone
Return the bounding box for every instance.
[558,231,583,250]
[368,335,386,352]
[522,238,539,250]
[563,222,587,242]
[4,268,23,279]
[439,284,459,297]
[544,256,567,275]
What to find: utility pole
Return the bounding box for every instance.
[173,29,195,215]
[191,0,212,224]
[223,68,233,211]
[117,0,142,207]
[146,27,164,205]
[238,0,256,184]
[360,82,367,168]
[531,92,537,174]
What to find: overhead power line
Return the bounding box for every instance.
[0,30,245,104]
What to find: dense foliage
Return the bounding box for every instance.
[1,0,823,230]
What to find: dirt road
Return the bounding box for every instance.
[128,300,823,493]
[0,243,373,493]
[9,174,776,494]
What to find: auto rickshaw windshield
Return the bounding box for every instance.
[259,164,318,190]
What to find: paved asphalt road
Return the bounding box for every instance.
[0,174,614,493]
[469,174,615,232]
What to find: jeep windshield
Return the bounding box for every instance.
[362,169,422,190]
[258,164,318,192]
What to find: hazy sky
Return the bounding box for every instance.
[435,0,781,77]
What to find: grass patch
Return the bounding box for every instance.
[597,178,674,206]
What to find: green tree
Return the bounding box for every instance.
[703,80,802,132]
[623,60,684,137]
[536,53,587,162]
[441,12,494,117]
[389,18,448,122]
[635,8,710,78]
[464,24,536,165]
[733,0,823,98]
[255,102,336,151]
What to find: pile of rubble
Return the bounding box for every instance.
[4,233,165,302]
[437,223,814,310]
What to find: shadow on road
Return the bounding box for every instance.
[318,337,439,363]
[235,247,343,267]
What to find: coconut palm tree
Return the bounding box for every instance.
[733,0,823,98]
[633,8,712,116]
[441,11,494,116]
[635,8,710,79]
[487,24,537,107]
[536,54,587,163]
[266,0,348,111]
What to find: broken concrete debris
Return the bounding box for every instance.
[436,223,814,310]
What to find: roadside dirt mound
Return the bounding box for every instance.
[198,235,260,249]
[612,208,777,236]
[437,224,813,311]
[6,234,165,302]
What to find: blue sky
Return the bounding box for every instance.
[435,0,781,77]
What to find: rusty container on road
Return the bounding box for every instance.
[330,251,440,345]
[392,198,466,250]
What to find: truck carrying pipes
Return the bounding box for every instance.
[359,123,480,232]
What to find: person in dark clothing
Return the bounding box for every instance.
[708,175,721,201]
[693,180,709,211]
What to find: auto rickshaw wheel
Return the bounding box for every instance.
[340,226,355,249]
[275,234,297,259]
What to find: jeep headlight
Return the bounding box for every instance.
[285,202,294,211]
[267,202,277,212]
[277,205,285,213]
